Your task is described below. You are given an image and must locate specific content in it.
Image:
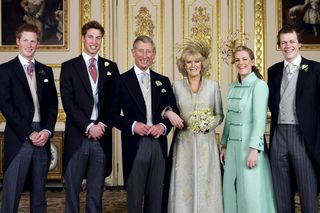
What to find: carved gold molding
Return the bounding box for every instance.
[57,109,66,122]
[0,113,4,123]
[134,7,155,38]
[254,0,266,77]
[190,7,211,46]
[79,0,92,50]
[183,1,218,81]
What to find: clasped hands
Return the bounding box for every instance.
[134,122,164,138]
[87,122,106,140]
[29,130,50,147]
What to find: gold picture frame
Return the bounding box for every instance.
[277,0,320,50]
[0,0,68,51]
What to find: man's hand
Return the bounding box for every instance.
[147,124,164,138]
[31,131,49,147]
[87,124,105,140]
[134,122,151,136]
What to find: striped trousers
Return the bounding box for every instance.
[270,124,318,213]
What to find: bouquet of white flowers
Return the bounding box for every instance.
[188,108,215,134]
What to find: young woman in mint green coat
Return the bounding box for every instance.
[220,46,276,213]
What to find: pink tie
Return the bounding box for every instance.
[89,58,97,83]
[27,61,33,79]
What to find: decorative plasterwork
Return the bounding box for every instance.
[254,0,266,77]
[135,7,155,38]
[190,7,211,46]
[79,0,91,50]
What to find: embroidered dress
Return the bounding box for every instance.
[168,79,223,213]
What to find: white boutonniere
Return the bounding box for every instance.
[155,80,162,86]
[301,64,309,72]
[104,62,109,67]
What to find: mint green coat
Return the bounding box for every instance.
[221,73,276,213]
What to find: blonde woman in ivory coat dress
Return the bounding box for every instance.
[220,46,276,213]
[164,41,224,213]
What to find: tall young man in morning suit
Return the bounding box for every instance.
[268,25,320,213]
[60,20,120,213]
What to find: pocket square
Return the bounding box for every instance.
[161,88,166,93]
[44,79,49,82]
[107,71,112,76]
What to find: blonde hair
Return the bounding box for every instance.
[233,45,263,82]
[176,40,211,77]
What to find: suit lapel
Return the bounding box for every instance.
[124,69,146,115]
[150,71,160,117]
[35,61,45,102]
[97,56,106,93]
[296,57,308,99]
[13,57,30,91]
[273,63,285,106]
[75,55,93,96]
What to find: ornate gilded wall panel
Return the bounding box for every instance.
[181,0,220,81]
[80,0,92,49]
[254,0,266,77]
[126,0,164,74]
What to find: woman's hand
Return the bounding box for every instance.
[247,148,259,169]
[220,146,227,166]
[164,111,184,129]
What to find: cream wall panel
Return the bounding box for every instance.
[126,0,164,74]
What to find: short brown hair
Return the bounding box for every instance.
[16,23,41,41]
[81,20,104,37]
[277,25,302,46]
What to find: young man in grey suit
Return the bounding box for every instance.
[110,35,178,213]
[60,21,120,213]
[268,25,320,213]
[0,23,58,213]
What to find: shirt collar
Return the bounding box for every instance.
[18,54,35,66]
[134,65,150,75]
[284,54,302,67]
[82,52,99,63]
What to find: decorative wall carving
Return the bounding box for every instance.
[190,7,211,46]
[135,7,155,38]
[254,0,266,77]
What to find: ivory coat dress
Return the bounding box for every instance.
[168,78,224,213]
[221,72,276,213]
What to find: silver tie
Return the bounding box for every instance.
[141,72,149,89]
[286,63,295,80]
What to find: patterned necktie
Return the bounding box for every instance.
[141,72,149,89]
[89,58,97,83]
[27,61,33,79]
[286,63,294,81]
